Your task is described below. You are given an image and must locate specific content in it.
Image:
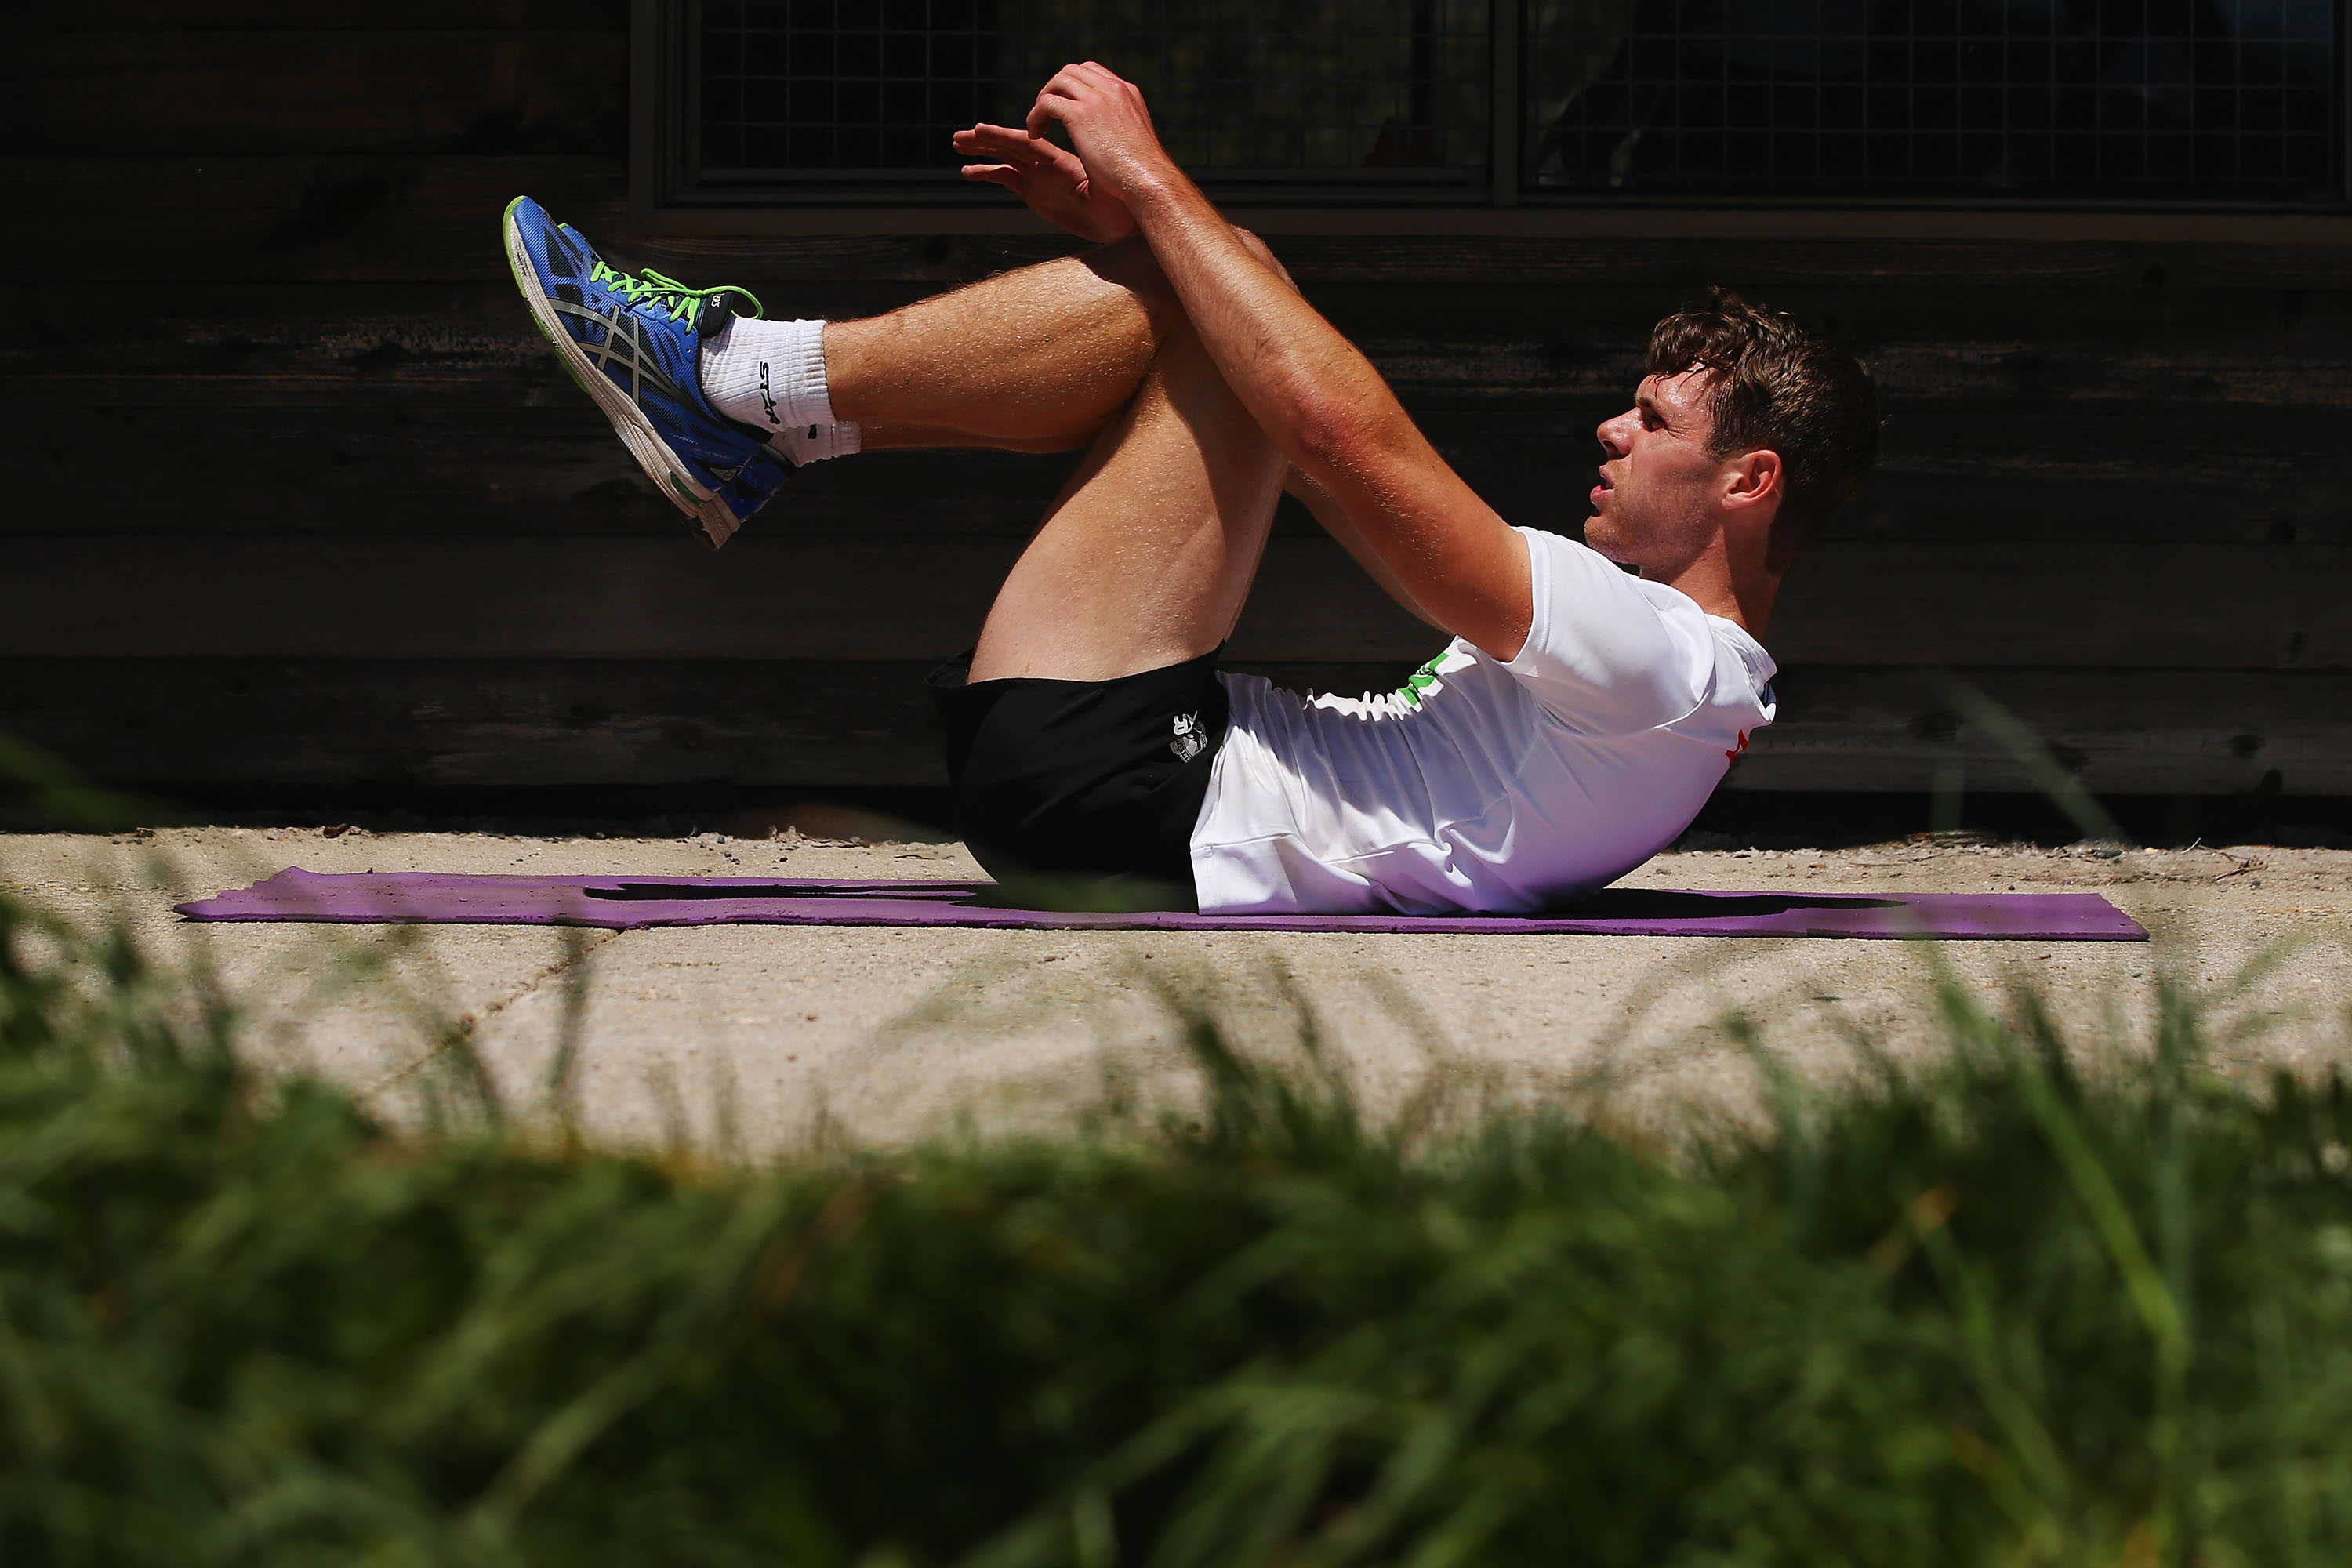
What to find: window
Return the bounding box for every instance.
[693,0,1499,200]
[1534,0,2341,198]
[656,0,2345,209]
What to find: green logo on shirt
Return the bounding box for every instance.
[1396,647,1474,711]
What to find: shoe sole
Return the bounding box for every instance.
[501,197,740,550]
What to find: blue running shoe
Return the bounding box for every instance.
[501,194,789,549]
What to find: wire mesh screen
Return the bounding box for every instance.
[699,0,1493,180]
[1528,0,2339,197]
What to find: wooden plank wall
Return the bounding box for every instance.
[7,3,2350,804]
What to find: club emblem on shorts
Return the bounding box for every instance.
[1170,711,1207,762]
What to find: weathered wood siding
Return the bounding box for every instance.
[8,4,2350,798]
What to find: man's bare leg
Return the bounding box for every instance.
[966,310,1286,681]
[818,236,1291,684]
[826,241,1175,452]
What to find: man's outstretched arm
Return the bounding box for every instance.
[1021,64,1533,662]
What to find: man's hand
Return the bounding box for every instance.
[953,122,1136,243]
[1021,62,1177,212]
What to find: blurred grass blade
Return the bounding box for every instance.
[0,731,176,832]
[1928,677,2128,844]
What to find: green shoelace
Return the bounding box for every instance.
[583,254,764,328]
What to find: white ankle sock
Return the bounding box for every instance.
[699,317,862,463]
[770,419,862,465]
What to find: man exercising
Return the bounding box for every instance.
[501,63,1878,915]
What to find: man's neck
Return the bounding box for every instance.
[1658,549,1776,637]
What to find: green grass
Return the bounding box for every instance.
[4,888,2352,1567]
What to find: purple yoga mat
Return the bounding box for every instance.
[175,869,2147,941]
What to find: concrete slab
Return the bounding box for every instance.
[4,828,2346,1152]
[0,826,977,1089]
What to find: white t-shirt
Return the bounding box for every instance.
[1189,528,1776,916]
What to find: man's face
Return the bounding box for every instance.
[1584,369,1726,578]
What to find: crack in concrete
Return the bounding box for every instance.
[362,927,625,1098]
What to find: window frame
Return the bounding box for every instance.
[631,0,2352,241]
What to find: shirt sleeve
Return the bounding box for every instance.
[1499,528,1712,735]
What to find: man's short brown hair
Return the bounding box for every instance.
[1647,288,1880,572]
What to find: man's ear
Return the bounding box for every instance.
[1720,448,1783,510]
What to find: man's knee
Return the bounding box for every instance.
[1085,234,1181,334]
[1090,227,1296,318]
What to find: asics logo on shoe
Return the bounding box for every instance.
[757,361,781,426]
[548,299,688,406]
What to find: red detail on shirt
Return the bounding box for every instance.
[1726,731,1751,762]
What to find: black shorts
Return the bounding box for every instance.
[928,648,1230,903]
